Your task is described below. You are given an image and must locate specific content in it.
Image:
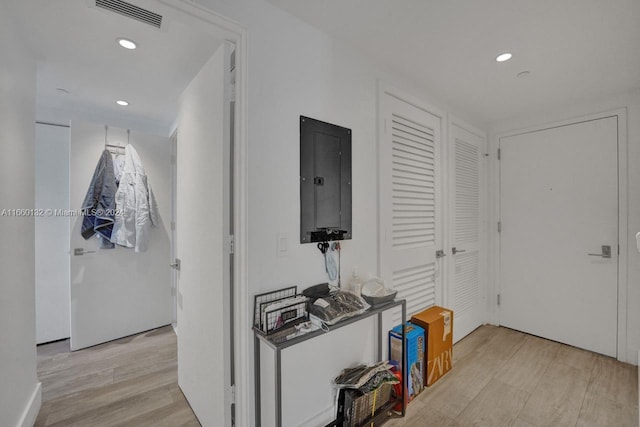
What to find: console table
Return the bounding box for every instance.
[253,299,407,427]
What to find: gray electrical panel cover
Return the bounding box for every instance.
[300,116,352,243]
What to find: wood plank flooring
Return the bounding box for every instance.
[35,324,638,427]
[387,325,639,427]
[35,326,201,427]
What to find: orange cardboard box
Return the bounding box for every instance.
[410,306,453,386]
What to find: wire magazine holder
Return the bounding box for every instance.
[253,286,309,335]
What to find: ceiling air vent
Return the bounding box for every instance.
[95,0,163,29]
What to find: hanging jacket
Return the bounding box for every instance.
[110,144,159,252]
[112,152,125,185]
[80,149,117,248]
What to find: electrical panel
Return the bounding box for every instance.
[300,116,352,243]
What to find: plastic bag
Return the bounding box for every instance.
[309,290,369,325]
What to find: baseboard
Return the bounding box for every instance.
[297,405,334,427]
[17,382,41,427]
[171,323,178,336]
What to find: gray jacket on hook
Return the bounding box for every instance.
[80,149,117,247]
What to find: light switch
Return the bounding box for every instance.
[277,232,288,257]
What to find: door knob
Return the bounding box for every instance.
[588,245,611,259]
[170,259,181,271]
[452,247,466,255]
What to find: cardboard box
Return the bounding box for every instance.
[411,306,453,386]
[389,322,425,403]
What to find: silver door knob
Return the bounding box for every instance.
[588,245,611,258]
[170,259,181,270]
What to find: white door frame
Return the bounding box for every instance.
[170,130,178,326]
[159,0,249,423]
[491,108,628,362]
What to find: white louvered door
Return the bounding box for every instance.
[379,91,442,324]
[449,123,485,342]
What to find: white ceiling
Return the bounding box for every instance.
[11,0,222,133]
[266,0,640,125]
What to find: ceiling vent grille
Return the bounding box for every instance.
[95,0,163,29]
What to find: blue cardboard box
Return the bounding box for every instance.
[389,322,425,403]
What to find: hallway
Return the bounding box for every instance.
[35,326,200,427]
[34,324,638,426]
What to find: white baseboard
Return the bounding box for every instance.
[297,405,334,427]
[17,382,41,427]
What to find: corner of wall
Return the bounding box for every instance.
[0,5,39,426]
[17,382,41,427]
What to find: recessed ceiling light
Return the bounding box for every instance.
[496,52,513,62]
[56,88,70,94]
[517,71,531,78]
[117,38,137,50]
[116,100,129,106]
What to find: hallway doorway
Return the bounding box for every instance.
[35,326,199,427]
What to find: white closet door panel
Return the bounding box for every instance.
[380,92,442,326]
[449,123,485,342]
[453,252,479,315]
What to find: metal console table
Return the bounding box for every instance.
[253,298,407,427]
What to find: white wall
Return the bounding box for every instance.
[193,0,487,424]
[0,3,41,426]
[37,105,170,137]
[69,121,173,350]
[35,123,71,344]
[489,89,640,365]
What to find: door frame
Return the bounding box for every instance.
[491,108,628,362]
[170,129,178,326]
[159,0,249,422]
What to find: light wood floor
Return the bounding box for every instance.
[35,325,201,427]
[35,325,638,427]
[387,325,639,427]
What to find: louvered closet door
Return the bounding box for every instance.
[449,124,485,342]
[380,92,442,323]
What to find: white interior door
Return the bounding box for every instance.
[379,90,442,322]
[499,116,618,357]
[35,123,71,344]
[69,121,172,350]
[449,123,485,342]
[176,42,232,427]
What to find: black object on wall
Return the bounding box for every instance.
[300,116,352,243]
